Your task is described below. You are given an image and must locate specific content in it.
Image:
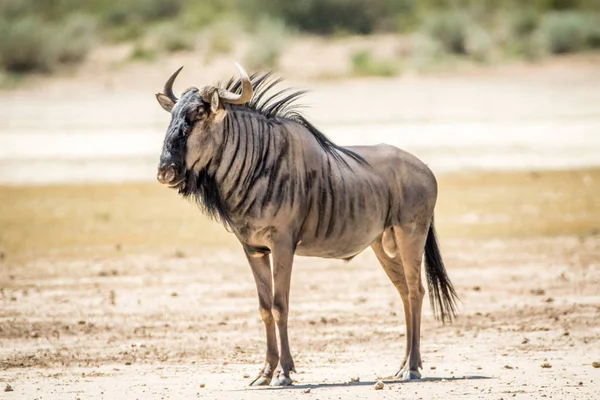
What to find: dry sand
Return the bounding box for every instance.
[0,48,599,399]
[1,54,600,185]
[1,170,599,399]
[0,237,599,399]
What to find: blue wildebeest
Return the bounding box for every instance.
[155,64,458,386]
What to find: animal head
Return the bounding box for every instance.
[155,63,253,189]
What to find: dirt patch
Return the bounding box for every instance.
[0,237,598,399]
[0,170,599,398]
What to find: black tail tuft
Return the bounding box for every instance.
[424,217,459,323]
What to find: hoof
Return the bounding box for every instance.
[270,375,293,386]
[249,376,271,386]
[399,369,421,380]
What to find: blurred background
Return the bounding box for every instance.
[0,2,599,397]
[0,0,599,184]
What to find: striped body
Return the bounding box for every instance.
[155,67,457,386]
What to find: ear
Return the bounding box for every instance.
[210,90,221,113]
[156,93,175,112]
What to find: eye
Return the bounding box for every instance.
[187,104,207,122]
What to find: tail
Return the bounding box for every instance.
[424,216,459,323]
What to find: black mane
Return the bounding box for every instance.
[222,72,366,166]
[179,167,233,229]
[179,73,368,229]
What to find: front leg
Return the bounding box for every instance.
[270,237,296,386]
[245,251,279,386]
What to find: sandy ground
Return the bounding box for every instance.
[1,54,600,184]
[0,169,599,399]
[1,47,599,399]
[0,236,599,399]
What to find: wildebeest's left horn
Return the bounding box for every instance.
[163,66,183,102]
[218,63,253,105]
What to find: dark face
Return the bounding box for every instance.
[156,88,225,189]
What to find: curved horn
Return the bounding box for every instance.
[163,66,183,103]
[218,63,253,105]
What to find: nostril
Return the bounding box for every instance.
[164,167,175,182]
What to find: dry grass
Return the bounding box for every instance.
[0,169,598,265]
[0,183,235,264]
[0,169,599,400]
[435,168,599,238]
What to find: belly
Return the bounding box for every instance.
[295,219,384,259]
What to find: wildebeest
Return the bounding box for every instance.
[155,63,458,386]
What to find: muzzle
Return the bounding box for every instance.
[157,163,184,188]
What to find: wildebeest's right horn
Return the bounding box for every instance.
[163,66,183,102]
[218,63,253,105]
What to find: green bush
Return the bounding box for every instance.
[350,49,399,77]
[0,13,97,73]
[0,17,58,72]
[242,0,416,35]
[2,0,600,76]
[408,33,446,71]
[154,23,195,53]
[203,19,242,63]
[105,21,145,42]
[540,11,596,53]
[56,14,98,64]
[244,17,290,69]
[103,0,182,26]
[499,10,545,60]
[179,1,234,30]
[540,12,586,53]
[465,24,496,63]
[423,12,469,55]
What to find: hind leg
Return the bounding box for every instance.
[371,232,413,377]
[395,226,428,379]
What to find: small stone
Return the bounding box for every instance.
[530,289,545,296]
[174,250,186,258]
[199,383,205,388]
[243,374,250,379]
[30,331,39,338]
[302,388,311,394]
[374,380,384,390]
[504,365,513,369]
[521,338,529,344]
[541,363,552,368]
[349,376,360,383]
[4,384,13,392]
[592,362,600,368]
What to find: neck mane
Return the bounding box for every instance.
[179,72,366,228]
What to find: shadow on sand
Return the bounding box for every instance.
[236,375,493,391]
